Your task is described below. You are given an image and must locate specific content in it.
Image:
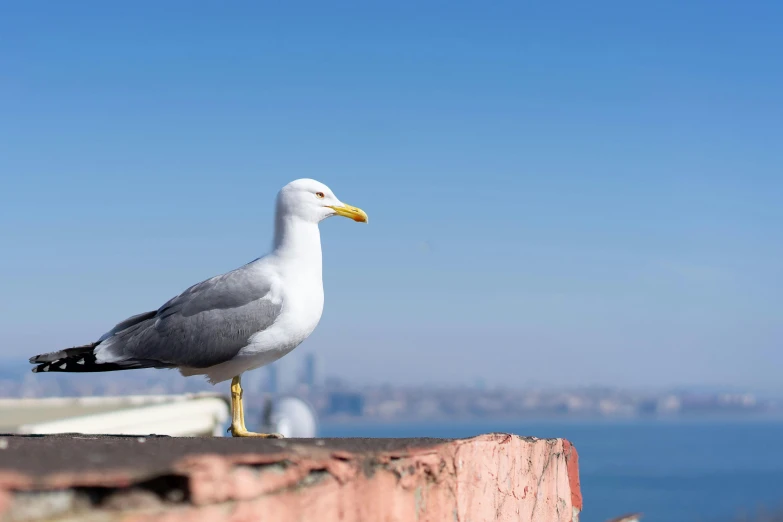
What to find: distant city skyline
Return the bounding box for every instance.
[1,2,781,392]
[0,355,777,423]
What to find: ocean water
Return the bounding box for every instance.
[320,419,783,522]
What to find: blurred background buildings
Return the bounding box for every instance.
[1,352,776,430]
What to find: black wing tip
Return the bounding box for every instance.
[29,346,96,373]
[29,352,61,364]
[31,362,58,373]
[30,353,169,374]
[28,343,102,366]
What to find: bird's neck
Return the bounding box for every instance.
[272,214,323,277]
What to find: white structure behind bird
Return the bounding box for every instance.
[261,396,319,438]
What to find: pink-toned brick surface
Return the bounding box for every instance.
[0,433,581,522]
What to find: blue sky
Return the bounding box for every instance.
[1,1,781,391]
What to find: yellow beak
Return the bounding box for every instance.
[328,203,368,223]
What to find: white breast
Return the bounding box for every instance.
[240,260,324,360]
[199,214,326,384]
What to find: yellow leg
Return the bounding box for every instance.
[228,375,283,438]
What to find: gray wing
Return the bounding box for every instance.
[98,264,282,369]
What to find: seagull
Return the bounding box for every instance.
[28,179,368,437]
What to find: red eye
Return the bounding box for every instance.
[315,192,325,199]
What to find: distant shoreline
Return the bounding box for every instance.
[320,413,783,426]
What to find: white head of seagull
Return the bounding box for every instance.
[276,178,368,224]
[273,179,368,254]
